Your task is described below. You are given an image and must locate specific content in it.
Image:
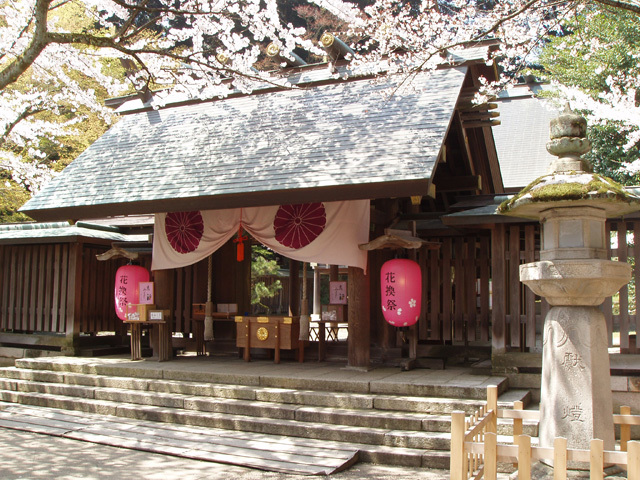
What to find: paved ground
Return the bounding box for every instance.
[0,428,459,480]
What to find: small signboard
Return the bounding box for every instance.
[139,282,154,304]
[329,281,347,305]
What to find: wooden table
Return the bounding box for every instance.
[124,320,170,361]
[236,316,303,363]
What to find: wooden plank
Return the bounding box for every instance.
[348,266,370,369]
[83,248,94,333]
[491,225,507,353]
[36,245,46,332]
[44,245,55,333]
[450,411,466,480]
[466,237,478,343]
[4,404,360,456]
[509,226,521,349]
[52,245,62,333]
[93,248,106,331]
[479,236,490,342]
[7,246,18,330]
[620,406,631,452]
[554,437,567,480]
[484,432,497,480]
[0,405,358,476]
[618,222,630,349]
[184,264,194,335]
[454,237,465,343]
[65,242,83,345]
[518,435,531,479]
[429,244,441,341]
[1,246,11,328]
[0,417,71,437]
[524,225,536,350]
[604,221,613,346]
[590,438,604,480]
[175,267,184,332]
[442,238,452,342]
[419,245,428,340]
[29,245,39,332]
[58,244,69,334]
[15,246,25,330]
[629,441,640,480]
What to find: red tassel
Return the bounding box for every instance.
[233,225,248,262]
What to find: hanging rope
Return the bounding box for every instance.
[204,254,215,341]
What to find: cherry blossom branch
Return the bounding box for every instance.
[593,0,640,15]
[0,0,52,90]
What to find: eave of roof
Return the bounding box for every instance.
[0,222,147,245]
[21,66,468,222]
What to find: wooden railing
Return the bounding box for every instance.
[450,386,640,480]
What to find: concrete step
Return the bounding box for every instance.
[0,367,532,421]
[0,366,528,412]
[0,370,538,437]
[0,388,450,449]
[0,356,533,470]
[13,357,510,399]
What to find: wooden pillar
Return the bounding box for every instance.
[289,259,300,316]
[312,265,321,317]
[153,268,174,360]
[491,225,507,354]
[348,265,370,369]
[328,265,340,339]
[63,242,83,355]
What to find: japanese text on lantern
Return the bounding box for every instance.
[117,275,128,311]
[385,271,397,311]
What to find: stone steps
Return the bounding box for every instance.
[0,357,536,471]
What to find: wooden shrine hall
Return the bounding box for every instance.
[5,44,541,372]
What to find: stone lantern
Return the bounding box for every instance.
[499,105,640,462]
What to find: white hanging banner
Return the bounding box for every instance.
[152,200,370,271]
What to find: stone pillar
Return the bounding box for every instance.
[499,105,640,467]
[539,306,613,451]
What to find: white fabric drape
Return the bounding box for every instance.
[152,200,369,271]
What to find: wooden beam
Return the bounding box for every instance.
[289,259,300,316]
[461,119,501,128]
[491,225,507,354]
[347,266,370,369]
[63,242,83,355]
[459,111,500,121]
[152,268,174,360]
[436,175,482,192]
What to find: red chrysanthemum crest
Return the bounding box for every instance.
[165,211,204,254]
[274,203,326,249]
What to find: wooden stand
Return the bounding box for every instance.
[236,316,303,363]
[124,320,170,361]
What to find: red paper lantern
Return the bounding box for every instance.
[114,265,150,321]
[380,259,422,327]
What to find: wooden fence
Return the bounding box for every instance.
[418,233,492,344]
[450,386,640,479]
[491,220,640,353]
[0,242,127,335]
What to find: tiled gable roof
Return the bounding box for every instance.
[22,67,467,221]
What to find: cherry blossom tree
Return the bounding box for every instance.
[2,0,640,218]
